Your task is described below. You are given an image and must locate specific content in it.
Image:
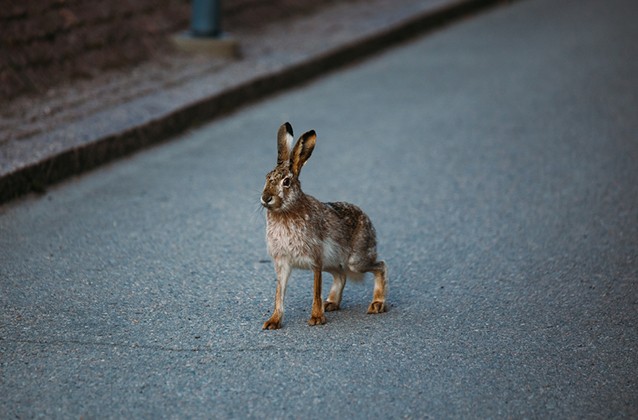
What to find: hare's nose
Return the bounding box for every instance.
[261,193,274,206]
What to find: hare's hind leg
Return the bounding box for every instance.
[366,261,389,314]
[324,271,346,311]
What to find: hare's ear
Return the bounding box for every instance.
[290,130,316,176]
[277,122,294,165]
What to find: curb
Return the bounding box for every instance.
[0,0,509,205]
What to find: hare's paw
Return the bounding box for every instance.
[263,316,282,330]
[308,315,326,326]
[367,301,388,314]
[323,301,340,312]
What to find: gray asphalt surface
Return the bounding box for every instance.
[2,0,637,418]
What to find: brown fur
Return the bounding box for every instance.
[261,123,389,329]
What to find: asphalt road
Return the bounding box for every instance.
[1,0,637,418]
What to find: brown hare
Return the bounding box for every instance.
[261,122,389,329]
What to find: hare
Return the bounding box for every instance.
[261,122,389,329]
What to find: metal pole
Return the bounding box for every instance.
[191,0,221,38]
[171,0,238,58]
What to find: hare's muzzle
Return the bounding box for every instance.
[261,192,276,209]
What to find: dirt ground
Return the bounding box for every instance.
[0,0,357,101]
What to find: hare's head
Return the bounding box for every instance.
[261,122,316,212]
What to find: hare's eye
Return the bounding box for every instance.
[282,178,291,188]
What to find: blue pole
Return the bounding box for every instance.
[191,0,221,37]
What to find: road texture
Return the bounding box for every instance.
[1,0,637,418]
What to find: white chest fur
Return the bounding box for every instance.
[266,213,345,271]
[267,217,315,269]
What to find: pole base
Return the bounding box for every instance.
[171,31,240,59]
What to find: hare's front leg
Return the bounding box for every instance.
[263,260,291,330]
[309,266,326,325]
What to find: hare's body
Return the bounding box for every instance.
[261,123,388,329]
[267,197,377,280]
